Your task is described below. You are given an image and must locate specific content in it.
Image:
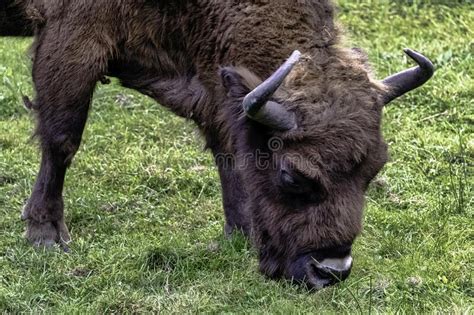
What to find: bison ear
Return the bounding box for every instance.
[219,67,252,98]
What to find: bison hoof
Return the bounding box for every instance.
[224,223,235,238]
[24,219,71,249]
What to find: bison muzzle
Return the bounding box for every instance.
[3,0,434,289]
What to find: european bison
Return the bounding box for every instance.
[3,0,434,289]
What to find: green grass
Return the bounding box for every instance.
[1,1,473,313]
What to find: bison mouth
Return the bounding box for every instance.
[285,253,353,290]
[257,244,354,290]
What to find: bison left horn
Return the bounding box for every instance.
[382,49,434,105]
[243,50,301,131]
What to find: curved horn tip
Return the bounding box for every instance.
[403,48,435,76]
[381,48,435,105]
[289,50,302,63]
[243,49,303,118]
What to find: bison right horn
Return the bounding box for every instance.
[243,50,301,131]
[382,49,435,105]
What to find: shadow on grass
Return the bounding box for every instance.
[144,233,251,272]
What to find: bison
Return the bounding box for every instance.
[2,0,434,289]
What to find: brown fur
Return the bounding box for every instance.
[10,0,391,286]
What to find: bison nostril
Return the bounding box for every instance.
[305,262,334,289]
[309,263,330,279]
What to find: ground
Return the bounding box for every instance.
[0,0,472,313]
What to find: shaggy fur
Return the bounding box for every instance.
[7,0,393,285]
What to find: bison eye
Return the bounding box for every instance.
[281,170,298,187]
[279,169,328,203]
[279,169,308,193]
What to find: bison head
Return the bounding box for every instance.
[219,49,434,289]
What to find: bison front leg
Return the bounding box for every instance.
[22,27,107,248]
[213,149,250,237]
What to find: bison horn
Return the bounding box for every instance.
[243,50,301,130]
[382,49,434,105]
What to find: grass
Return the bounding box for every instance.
[0,0,473,313]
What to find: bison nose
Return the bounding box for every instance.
[306,256,353,289]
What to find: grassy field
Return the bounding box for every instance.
[0,1,472,313]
